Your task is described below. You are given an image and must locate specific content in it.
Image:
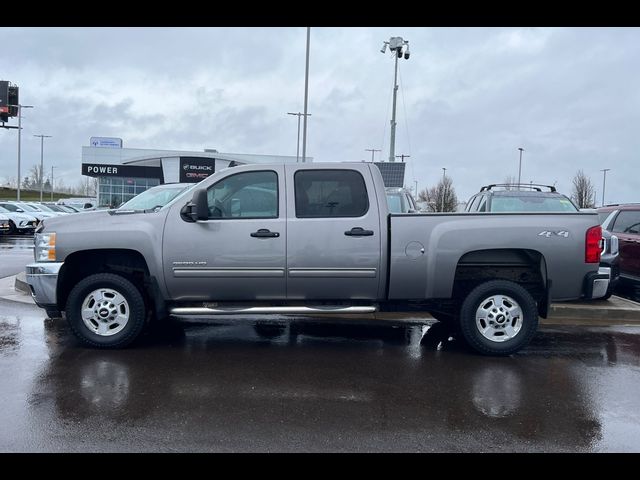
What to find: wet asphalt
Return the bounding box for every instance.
[2,235,640,452]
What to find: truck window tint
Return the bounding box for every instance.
[295,170,369,218]
[611,211,640,234]
[207,171,278,219]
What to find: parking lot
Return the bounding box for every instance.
[2,235,640,452]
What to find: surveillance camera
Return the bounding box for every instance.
[404,51,410,59]
[397,49,403,58]
[380,43,387,54]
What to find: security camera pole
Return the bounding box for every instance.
[381,36,410,162]
[34,134,52,201]
[7,104,34,201]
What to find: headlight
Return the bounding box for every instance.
[35,232,57,262]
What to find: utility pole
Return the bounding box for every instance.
[302,27,311,163]
[51,166,56,201]
[395,154,410,162]
[380,37,410,163]
[414,180,418,197]
[600,168,611,207]
[288,112,311,162]
[34,134,52,201]
[366,148,381,162]
[517,147,524,190]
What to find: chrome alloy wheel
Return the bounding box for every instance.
[475,294,523,343]
[81,288,130,336]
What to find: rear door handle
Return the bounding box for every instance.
[345,227,374,237]
[251,229,280,238]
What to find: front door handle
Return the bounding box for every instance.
[345,227,374,237]
[251,228,280,238]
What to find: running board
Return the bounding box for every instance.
[170,305,377,316]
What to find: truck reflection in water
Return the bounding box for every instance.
[24,317,620,451]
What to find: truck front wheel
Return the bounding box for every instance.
[459,280,538,356]
[65,273,147,348]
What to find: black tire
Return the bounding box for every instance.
[65,273,147,348]
[7,221,17,235]
[253,323,286,338]
[458,280,538,356]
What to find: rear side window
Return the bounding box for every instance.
[295,170,369,218]
[611,211,640,234]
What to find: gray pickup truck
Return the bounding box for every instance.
[25,162,608,355]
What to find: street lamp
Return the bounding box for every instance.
[600,168,611,207]
[517,147,524,190]
[287,112,311,163]
[34,134,52,201]
[441,167,447,212]
[380,36,410,162]
[50,166,57,201]
[7,104,34,201]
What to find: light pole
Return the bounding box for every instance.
[380,36,410,162]
[302,27,311,163]
[287,112,311,162]
[50,166,57,201]
[366,148,381,162]
[600,168,611,207]
[414,180,418,197]
[517,147,524,190]
[8,104,34,201]
[441,167,447,212]
[34,134,52,201]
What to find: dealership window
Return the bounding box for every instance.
[98,176,160,208]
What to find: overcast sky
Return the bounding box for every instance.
[1,27,638,204]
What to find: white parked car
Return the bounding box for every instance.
[0,201,56,222]
[0,205,39,234]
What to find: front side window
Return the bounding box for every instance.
[207,171,278,219]
[295,170,369,218]
[611,211,640,234]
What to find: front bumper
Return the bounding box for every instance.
[25,262,64,308]
[584,266,611,299]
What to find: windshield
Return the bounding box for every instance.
[59,205,79,212]
[0,203,22,212]
[598,212,611,225]
[386,193,405,213]
[35,204,57,212]
[22,204,43,212]
[490,196,578,212]
[119,185,192,211]
[0,206,10,213]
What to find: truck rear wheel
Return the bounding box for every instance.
[459,280,538,356]
[65,273,147,348]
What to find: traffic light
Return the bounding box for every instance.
[0,81,19,122]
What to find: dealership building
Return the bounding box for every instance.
[81,138,307,207]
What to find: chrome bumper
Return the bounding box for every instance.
[585,266,610,299]
[25,262,64,307]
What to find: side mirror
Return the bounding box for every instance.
[180,188,209,222]
[17,208,24,212]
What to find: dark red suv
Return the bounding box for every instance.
[598,204,640,287]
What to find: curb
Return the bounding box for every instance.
[14,272,30,295]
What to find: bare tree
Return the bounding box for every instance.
[418,176,458,212]
[29,164,45,191]
[571,170,596,208]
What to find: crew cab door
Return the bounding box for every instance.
[285,165,382,300]
[163,166,286,301]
